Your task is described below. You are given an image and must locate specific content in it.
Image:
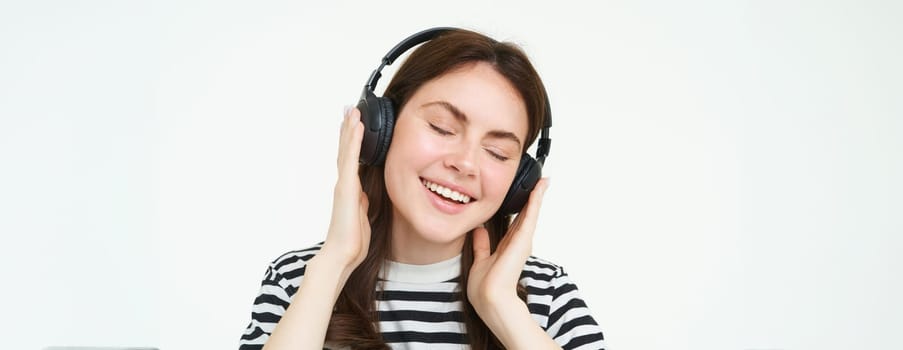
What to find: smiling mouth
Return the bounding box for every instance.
[421,178,473,204]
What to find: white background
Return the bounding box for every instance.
[1,1,900,349]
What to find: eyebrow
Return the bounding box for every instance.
[421,101,522,149]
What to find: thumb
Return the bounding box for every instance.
[472,226,491,262]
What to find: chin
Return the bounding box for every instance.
[413,220,472,244]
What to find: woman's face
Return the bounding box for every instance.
[384,62,528,248]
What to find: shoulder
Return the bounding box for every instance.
[519,256,585,315]
[519,257,571,323]
[520,255,577,304]
[522,255,567,280]
[239,243,325,349]
[521,255,571,292]
[265,242,324,287]
[521,256,607,348]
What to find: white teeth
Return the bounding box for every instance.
[422,179,472,204]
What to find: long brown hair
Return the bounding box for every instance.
[325,28,549,349]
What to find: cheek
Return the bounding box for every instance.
[481,162,519,201]
[388,122,443,164]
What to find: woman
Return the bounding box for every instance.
[239,28,605,350]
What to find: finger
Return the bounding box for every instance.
[336,107,353,169]
[337,106,359,167]
[472,226,491,262]
[495,178,549,265]
[338,106,355,152]
[515,177,549,239]
[338,107,364,185]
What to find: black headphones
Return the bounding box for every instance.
[356,27,552,215]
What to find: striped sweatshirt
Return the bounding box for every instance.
[239,243,605,349]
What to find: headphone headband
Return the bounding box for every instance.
[365,27,456,91]
[362,26,552,165]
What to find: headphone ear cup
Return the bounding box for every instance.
[357,91,396,166]
[499,154,542,215]
[372,97,395,166]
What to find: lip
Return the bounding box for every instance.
[420,177,477,201]
[419,177,475,215]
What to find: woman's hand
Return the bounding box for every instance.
[261,107,373,350]
[319,107,371,273]
[263,108,371,349]
[467,178,549,316]
[467,178,560,348]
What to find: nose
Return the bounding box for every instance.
[443,142,478,177]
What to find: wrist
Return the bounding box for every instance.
[308,251,356,292]
[317,244,361,272]
[476,297,530,343]
[475,296,562,349]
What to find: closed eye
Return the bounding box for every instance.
[428,122,454,136]
[485,148,510,161]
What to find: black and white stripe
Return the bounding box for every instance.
[239,244,605,350]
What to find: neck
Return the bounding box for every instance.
[389,214,467,265]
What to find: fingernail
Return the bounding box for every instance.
[344,105,353,117]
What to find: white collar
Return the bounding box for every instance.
[381,254,462,283]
